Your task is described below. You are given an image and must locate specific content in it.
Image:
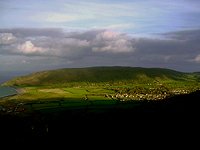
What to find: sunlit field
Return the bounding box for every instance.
[1,78,199,114]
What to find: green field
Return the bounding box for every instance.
[1,67,200,114]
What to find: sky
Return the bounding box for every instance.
[0,0,200,74]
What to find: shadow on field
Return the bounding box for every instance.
[0,90,200,145]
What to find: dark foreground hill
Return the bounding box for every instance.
[0,90,200,144]
[3,66,198,86]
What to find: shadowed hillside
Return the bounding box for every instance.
[0,90,200,144]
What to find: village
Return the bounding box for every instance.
[106,88,193,101]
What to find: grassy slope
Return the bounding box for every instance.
[3,66,196,86]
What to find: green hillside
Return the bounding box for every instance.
[3,66,198,86]
[1,67,200,115]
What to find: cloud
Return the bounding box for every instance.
[0,29,134,57]
[163,29,200,41]
[0,33,16,44]
[0,28,199,57]
[135,29,200,57]
[17,41,45,54]
[92,31,134,53]
[0,28,200,72]
[194,55,200,63]
[0,28,65,38]
[46,38,91,58]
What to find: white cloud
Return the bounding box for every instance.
[194,55,200,63]
[0,33,16,44]
[96,31,119,40]
[0,30,134,57]
[1,28,200,72]
[17,41,45,54]
[92,31,134,53]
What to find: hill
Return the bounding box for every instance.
[1,67,200,144]
[3,66,197,86]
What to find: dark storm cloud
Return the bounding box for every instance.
[163,29,200,41]
[132,29,200,63]
[134,37,198,59]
